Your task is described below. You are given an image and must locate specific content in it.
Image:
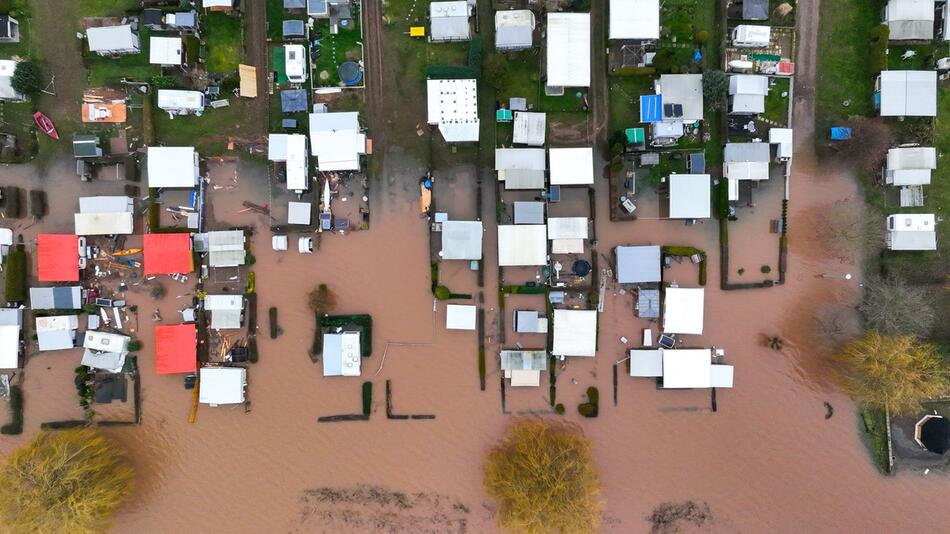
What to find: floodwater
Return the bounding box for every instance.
[1,132,949,534]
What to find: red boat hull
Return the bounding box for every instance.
[33,112,59,140]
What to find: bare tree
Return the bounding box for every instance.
[834,117,893,174]
[858,276,935,338]
[812,199,883,262]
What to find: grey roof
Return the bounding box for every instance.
[496,24,533,50]
[93,373,127,404]
[281,89,308,112]
[514,311,546,333]
[636,288,660,318]
[724,142,771,162]
[283,19,306,38]
[742,0,769,20]
[500,350,547,371]
[308,0,328,15]
[29,287,83,310]
[170,11,197,27]
[441,220,483,260]
[73,134,100,158]
[210,309,242,330]
[285,0,307,7]
[207,230,246,267]
[0,308,22,326]
[514,201,544,224]
[616,245,661,284]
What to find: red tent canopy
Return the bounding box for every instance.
[154,324,197,374]
[37,234,79,282]
[143,233,193,275]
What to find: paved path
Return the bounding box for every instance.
[793,0,819,148]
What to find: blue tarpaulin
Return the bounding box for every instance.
[830,127,852,140]
[640,94,663,123]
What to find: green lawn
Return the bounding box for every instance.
[491,51,541,110]
[382,0,427,24]
[815,0,882,139]
[0,0,35,161]
[607,75,654,135]
[887,43,938,71]
[77,0,140,17]
[204,12,243,75]
[763,77,791,126]
[86,26,159,85]
[0,0,31,58]
[154,101,251,156]
[266,0,284,41]
[660,0,720,69]
[313,17,363,87]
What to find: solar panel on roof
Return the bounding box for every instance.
[673,104,683,118]
[664,103,674,117]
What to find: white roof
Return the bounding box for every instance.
[430,1,471,41]
[426,79,480,142]
[86,25,138,53]
[287,201,311,225]
[309,112,366,171]
[887,147,937,185]
[509,369,541,387]
[204,294,243,310]
[498,225,547,266]
[885,0,935,40]
[879,70,937,117]
[0,324,19,369]
[710,364,735,388]
[79,196,133,213]
[199,367,247,405]
[495,148,546,171]
[658,74,704,121]
[0,60,23,101]
[549,147,594,185]
[203,0,234,7]
[81,349,125,373]
[495,10,535,50]
[268,134,309,190]
[546,13,591,87]
[729,75,768,114]
[609,0,660,40]
[35,315,79,333]
[37,329,75,352]
[149,36,182,65]
[725,162,770,181]
[83,330,130,354]
[769,128,794,159]
[35,316,76,351]
[75,212,134,235]
[887,146,937,170]
[552,309,597,357]
[733,24,771,45]
[662,349,712,389]
[446,304,477,330]
[668,174,711,219]
[441,220,483,260]
[207,230,246,267]
[547,217,589,240]
[284,44,307,78]
[496,148,546,188]
[323,332,361,377]
[157,89,204,111]
[629,349,663,377]
[513,111,546,146]
[663,287,705,335]
[888,213,937,250]
[147,146,199,188]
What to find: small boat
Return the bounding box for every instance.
[33,112,59,140]
[112,248,142,257]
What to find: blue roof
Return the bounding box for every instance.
[640,95,663,123]
[281,89,308,112]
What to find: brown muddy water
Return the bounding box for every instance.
[1,138,950,534]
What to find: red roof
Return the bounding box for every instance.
[37,234,79,282]
[143,233,193,275]
[154,324,197,374]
